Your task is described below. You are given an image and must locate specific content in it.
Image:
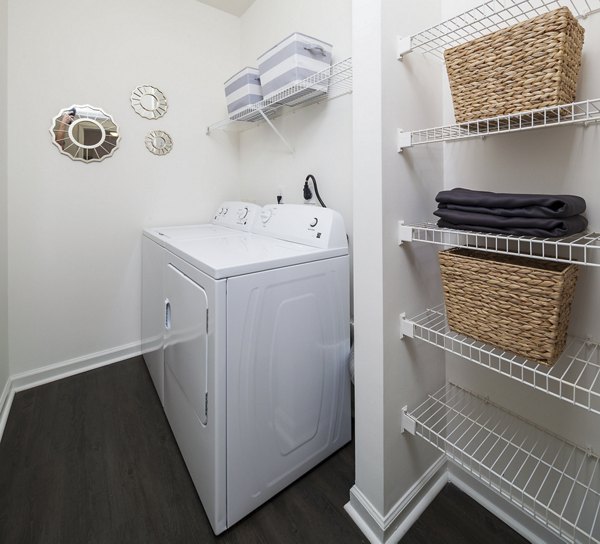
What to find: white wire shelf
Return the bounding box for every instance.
[206,57,352,135]
[402,305,600,415]
[397,0,600,60]
[402,382,600,543]
[397,98,600,150]
[398,221,600,267]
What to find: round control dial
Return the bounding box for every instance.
[260,209,273,224]
[310,217,319,228]
[238,206,249,220]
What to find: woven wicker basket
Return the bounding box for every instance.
[439,248,579,365]
[444,7,585,123]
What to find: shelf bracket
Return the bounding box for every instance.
[401,406,416,435]
[398,221,413,245]
[397,36,413,60]
[400,312,415,339]
[258,110,294,153]
[397,129,412,152]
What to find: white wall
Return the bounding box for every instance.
[0,0,8,393]
[6,0,242,375]
[238,0,353,238]
[349,0,446,538]
[443,1,600,453]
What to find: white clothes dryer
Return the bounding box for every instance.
[142,201,260,404]
[142,204,351,534]
[143,201,260,247]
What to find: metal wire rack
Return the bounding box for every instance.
[402,383,600,543]
[397,98,600,150]
[206,57,352,135]
[398,0,600,60]
[398,221,600,267]
[402,305,600,415]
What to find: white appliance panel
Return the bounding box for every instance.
[225,256,351,526]
[211,201,260,230]
[163,252,228,535]
[141,236,165,404]
[252,204,348,249]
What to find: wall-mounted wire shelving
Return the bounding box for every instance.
[402,383,600,544]
[397,0,600,60]
[395,0,600,541]
[401,305,600,415]
[397,98,600,150]
[206,57,352,152]
[398,222,600,267]
[395,0,600,150]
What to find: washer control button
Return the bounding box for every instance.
[310,217,319,228]
[260,209,273,224]
[238,206,249,220]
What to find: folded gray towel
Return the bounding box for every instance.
[436,214,588,238]
[436,188,586,218]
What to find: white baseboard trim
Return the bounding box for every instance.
[0,341,141,443]
[345,455,448,544]
[448,462,564,544]
[0,376,13,446]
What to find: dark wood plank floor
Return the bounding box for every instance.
[0,357,529,543]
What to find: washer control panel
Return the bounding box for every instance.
[251,204,347,249]
[212,201,260,231]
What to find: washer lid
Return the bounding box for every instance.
[164,234,347,279]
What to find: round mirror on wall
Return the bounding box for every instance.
[130,85,168,119]
[145,130,173,156]
[49,105,120,162]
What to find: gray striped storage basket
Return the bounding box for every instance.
[257,32,332,106]
[224,67,263,122]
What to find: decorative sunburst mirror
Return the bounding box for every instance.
[49,105,120,162]
[130,85,168,119]
[145,130,173,156]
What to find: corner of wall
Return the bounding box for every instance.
[0,0,9,394]
[351,0,448,538]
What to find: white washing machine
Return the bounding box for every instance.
[142,201,260,404]
[142,204,351,534]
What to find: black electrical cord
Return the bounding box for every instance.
[305,174,326,208]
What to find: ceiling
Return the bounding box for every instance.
[196,0,255,17]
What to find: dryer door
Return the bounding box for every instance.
[162,256,228,535]
[163,262,215,522]
[164,263,209,426]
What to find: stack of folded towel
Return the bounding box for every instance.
[434,187,588,237]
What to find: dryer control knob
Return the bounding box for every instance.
[310,217,319,228]
[260,209,272,224]
[238,207,249,220]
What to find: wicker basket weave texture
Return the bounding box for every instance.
[444,7,585,123]
[439,248,579,365]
